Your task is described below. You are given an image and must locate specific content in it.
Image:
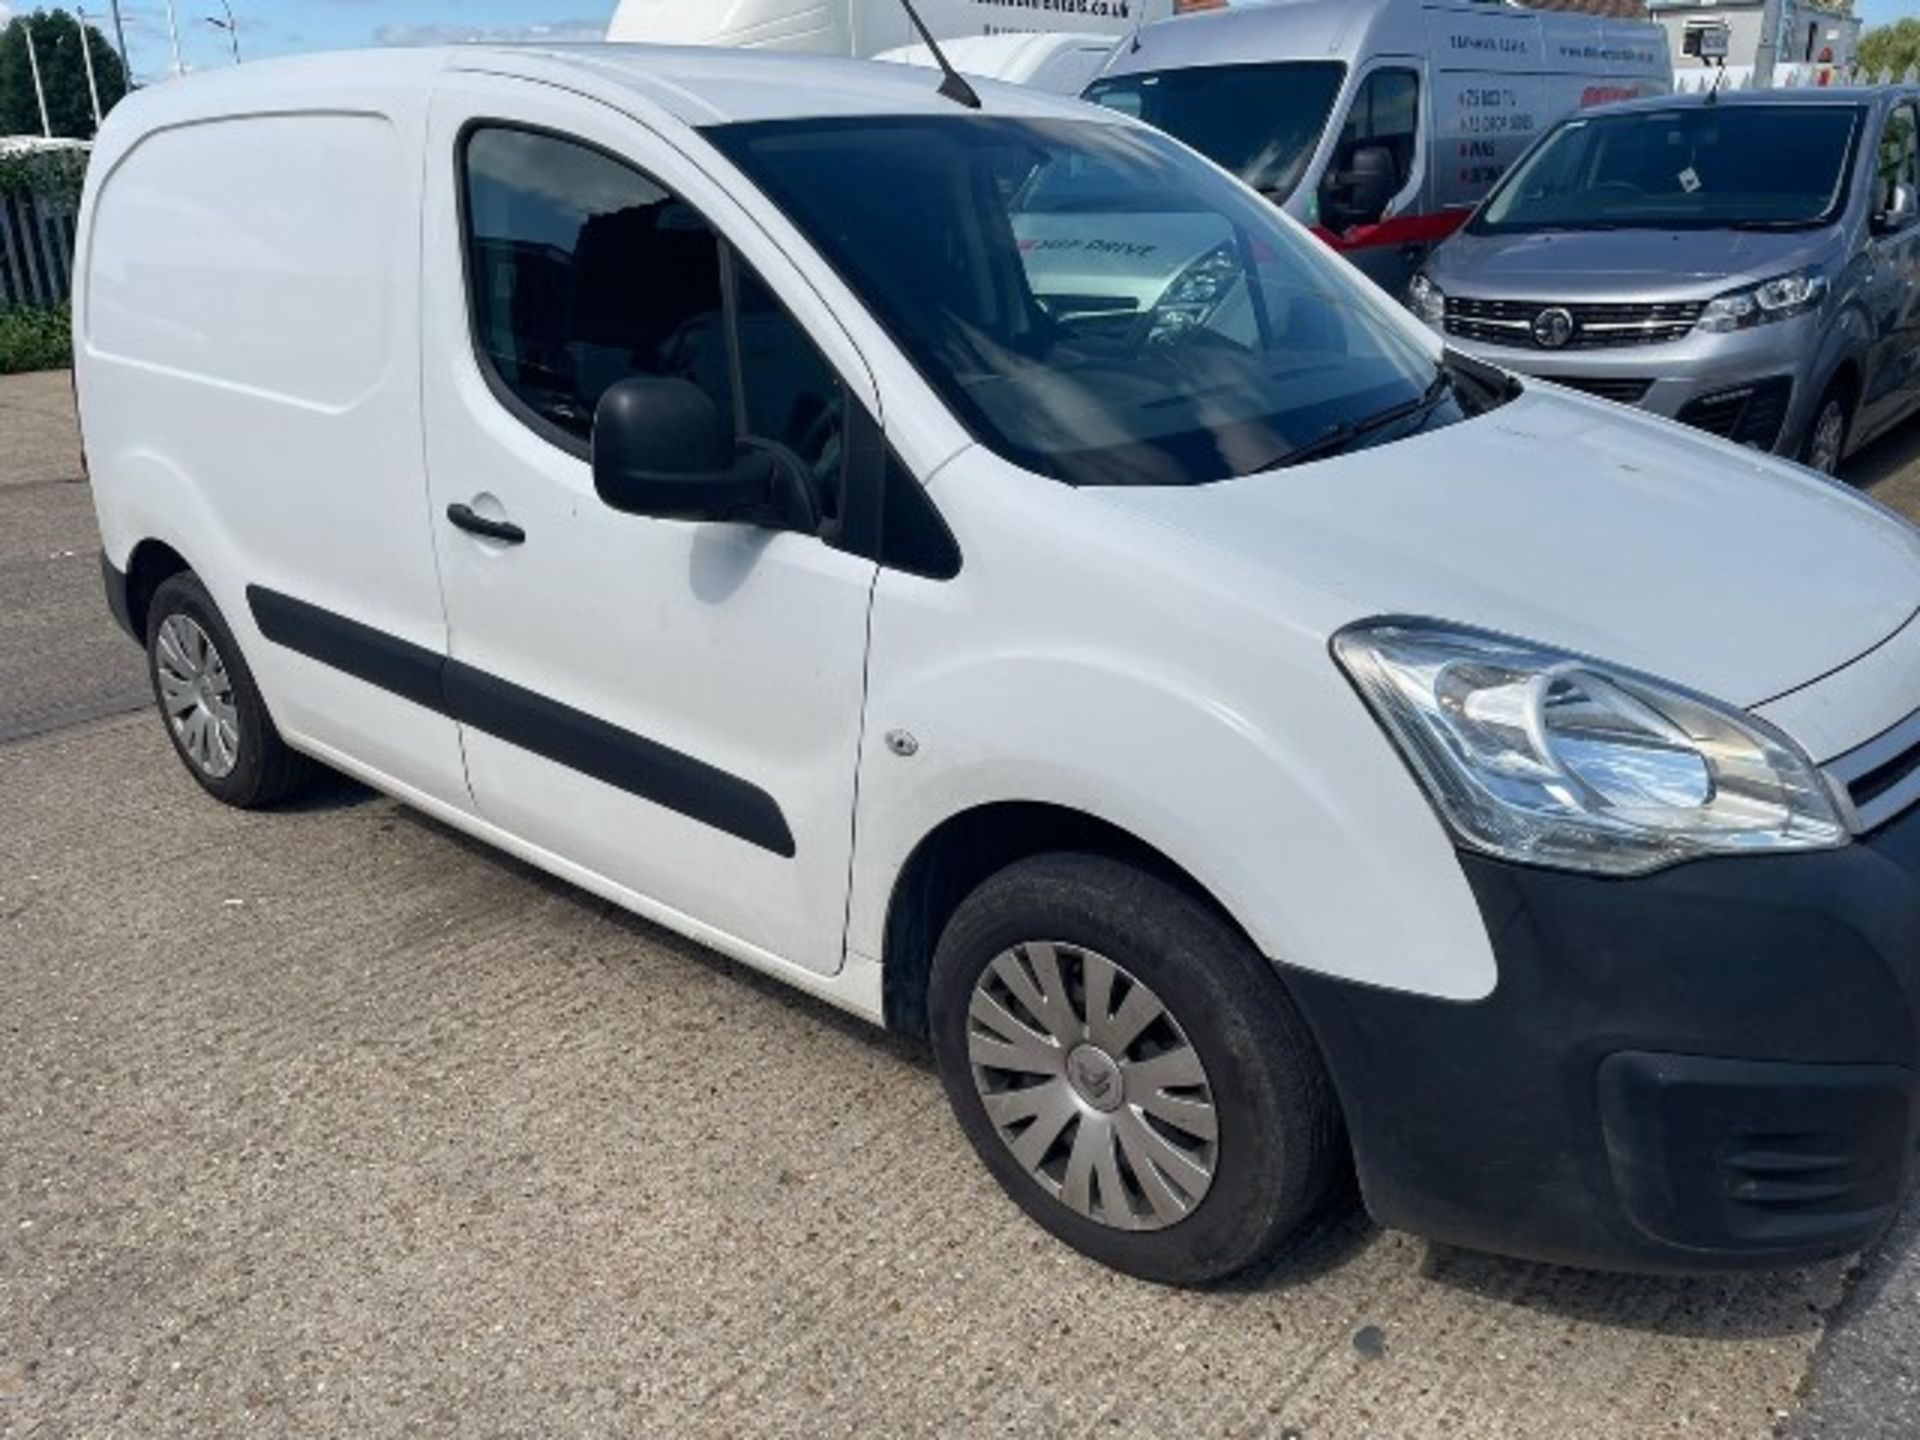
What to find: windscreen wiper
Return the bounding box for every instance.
[1265,370,1454,471]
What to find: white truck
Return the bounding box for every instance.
[607,0,1193,57]
[1087,0,1672,291]
[875,32,1124,96]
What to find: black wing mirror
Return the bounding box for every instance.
[591,377,817,531]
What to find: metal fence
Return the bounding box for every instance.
[1674,65,1920,94]
[0,188,77,312]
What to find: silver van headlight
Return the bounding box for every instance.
[1696,269,1828,333]
[1334,621,1847,876]
[1407,273,1446,326]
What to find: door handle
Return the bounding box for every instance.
[446,503,526,545]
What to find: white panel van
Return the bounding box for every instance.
[875,32,1122,96]
[78,45,1920,1286]
[1087,0,1671,292]
[607,0,1186,57]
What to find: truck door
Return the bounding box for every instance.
[1313,64,1429,296]
[420,71,880,978]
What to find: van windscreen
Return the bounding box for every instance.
[1083,62,1346,203]
[1472,104,1865,233]
[709,116,1458,488]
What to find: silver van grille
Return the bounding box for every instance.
[1445,298,1705,351]
[1825,708,1920,835]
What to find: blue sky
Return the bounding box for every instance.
[30,1,621,80]
[2,0,1914,85]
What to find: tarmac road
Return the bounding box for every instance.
[4,367,1920,1438]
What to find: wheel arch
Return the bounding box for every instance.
[880,799,1256,1038]
[123,537,195,641]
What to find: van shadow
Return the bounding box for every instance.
[1409,1232,1863,1342]
[386,803,927,1069]
[277,768,380,814]
[380,800,1872,1334]
[1851,410,1920,501]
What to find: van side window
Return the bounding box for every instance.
[1320,68,1420,232]
[460,125,845,517]
[734,265,846,519]
[463,126,730,442]
[1877,105,1918,217]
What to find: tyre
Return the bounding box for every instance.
[145,572,317,808]
[1802,377,1853,477]
[927,852,1345,1286]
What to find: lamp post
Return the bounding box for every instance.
[205,0,240,64]
[164,0,184,76]
[107,0,133,87]
[23,19,52,138]
[75,8,105,131]
[1754,0,1786,90]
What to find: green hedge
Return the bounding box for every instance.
[0,303,72,374]
[0,146,88,205]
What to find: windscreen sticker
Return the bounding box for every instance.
[1678,166,1703,194]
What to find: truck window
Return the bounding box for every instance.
[1474,106,1865,234]
[460,125,845,513]
[1320,68,1420,232]
[1083,62,1346,203]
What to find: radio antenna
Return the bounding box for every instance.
[897,0,981,110]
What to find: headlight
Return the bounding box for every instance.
[1408,272,1446,326]
[1334,621,1847,876]
[1696,269,1828,333]
[1147,243,1242,344]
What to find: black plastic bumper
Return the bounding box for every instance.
[102,552,136,643]
[1283,800,1920,1272]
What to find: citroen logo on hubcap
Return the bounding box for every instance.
[1532,306,1576,349]
[1065,1044,1124,1112]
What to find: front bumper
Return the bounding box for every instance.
[1283,797,1920,1272]
[1440,311,1823,457]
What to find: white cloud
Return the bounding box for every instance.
[376,19,608,47]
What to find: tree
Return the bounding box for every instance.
[0,10,129,140]
[1859,18,1920,79]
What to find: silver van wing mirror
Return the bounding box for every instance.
[1878,182,1918,233]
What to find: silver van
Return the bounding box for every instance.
[1414,88,1920,474]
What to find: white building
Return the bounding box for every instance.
[1650,0,1863,78]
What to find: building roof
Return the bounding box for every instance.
[1521,0,1649,19]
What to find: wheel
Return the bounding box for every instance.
[1803,377,1852,477]
[145,572,317,808]
[927,853,1345,1286]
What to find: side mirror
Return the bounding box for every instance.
[1331,145,1399,231]
[591,377,817,531]
[1876,181,1919,234]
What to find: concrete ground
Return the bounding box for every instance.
[3,367,1919,1438]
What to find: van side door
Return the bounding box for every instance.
[419,73,880,978]
[1860,99,1920,446]
[1313,63,1428,295]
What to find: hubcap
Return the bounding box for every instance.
[155,614,241,779]
[1810,400,1846,475]
[967,941,1219,1232]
